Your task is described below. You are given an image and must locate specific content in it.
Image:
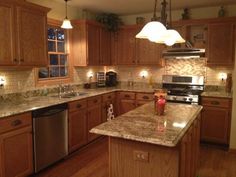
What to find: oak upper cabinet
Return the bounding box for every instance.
[68,99,88,153]
[87,96,102,142]
[136,39,164,66]
[72,20,111,66]
[206,22,235,66]
[201,97,232,145]
[0,112,33,177]
[0,1,49,66]
[112,26,139,65]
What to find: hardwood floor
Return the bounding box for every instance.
[35,137,236,177]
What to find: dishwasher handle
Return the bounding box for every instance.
[32,103,67,118]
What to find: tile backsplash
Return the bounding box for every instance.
[0,58,233,94]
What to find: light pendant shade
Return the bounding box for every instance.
[155,29,185,46]
[136,21,167,42]
[61,18,73,29]
[61,0,73,29]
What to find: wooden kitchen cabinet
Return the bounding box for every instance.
[87,96,102,142]
[72,20,111,66]
[136,92,153,107]
[0,112,33,177]
[0,0,49,67]
[102,92,116,122]
[206,22,235,66]
[136,39,164,66]
[112,26,139,65]
[201,97,232,145]
[68,99,88,153]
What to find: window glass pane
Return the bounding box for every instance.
[60,67,68,77]
[50,67,60,77]
[38,68,49,78]
[50,54,59,65]
[60,55,67,65]
[48,41,56,52]
[57,29,65,41]
[57,42,65,53]
[48,28,56,40]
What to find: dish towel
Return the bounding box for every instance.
[107,103,115,121]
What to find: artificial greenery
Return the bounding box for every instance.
[96,13,123,32]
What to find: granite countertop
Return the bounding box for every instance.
[201,91,232,98]
[91,102,202,147]
[0,86,156,119]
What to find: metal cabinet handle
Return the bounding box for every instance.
[108,96,111,99]
[211,101,220,105]
[13,58,18,62]
[142,96,149,100]
[20,59,24,62]
[124,95,130,98]
[11,119,22,126]
[76,104,81,108]
[93,99,98,103]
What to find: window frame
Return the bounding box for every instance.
[35,18,73,86]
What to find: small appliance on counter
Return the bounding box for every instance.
[96,72,106,87]
[106,71,117,87]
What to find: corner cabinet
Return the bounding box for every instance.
[201,97,232,145]
[206,23,235,66]
[0,1,49,67]
[71,20,111,66]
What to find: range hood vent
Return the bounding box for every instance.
[162,48,205,59]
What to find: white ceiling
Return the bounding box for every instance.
[56,0,236,15]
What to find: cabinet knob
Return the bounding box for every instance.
[20,58,24,62]
[142,96,149,100]
[93,99,98,103]
[124,94,130,98]
[13,58,18,62]
[211,101,220,105]
[11,119,22,126]
[76,104,81,108]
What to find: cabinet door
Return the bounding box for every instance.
[207,23,234,66]
[68,109,87,153]
[201,106,230,144]
[16,7,47,66]
[0,126,33,177]
[136,39,163,66]
[87,105,102,142]
[119,99,136,115]
[0,2,16,66]
[100,27,111,65]
[115,27,139,65]
[87,23,100,66]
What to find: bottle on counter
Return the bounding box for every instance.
[156,95,166,116]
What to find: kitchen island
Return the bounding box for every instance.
[91,102,202,177]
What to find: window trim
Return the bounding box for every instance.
[35,18,73,86]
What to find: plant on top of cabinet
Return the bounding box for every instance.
[0,0,50,67]
[96,13,123,32]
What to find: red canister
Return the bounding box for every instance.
[156,95,166,116]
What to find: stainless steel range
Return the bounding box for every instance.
[162,75,204,105]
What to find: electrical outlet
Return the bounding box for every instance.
[133,150,149,162]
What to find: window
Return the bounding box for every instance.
[38,25,69,80]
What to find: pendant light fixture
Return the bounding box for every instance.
[136,0,185,46]
[61,0,73,29]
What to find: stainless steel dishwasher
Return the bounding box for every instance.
[32,103,68,173]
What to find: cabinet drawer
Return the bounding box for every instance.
[0,112,32,134]
[136,93,153,101]
[119,92,135,100]
[69,99,87,112]
[102,93,115,102]
[88,96,101,107]
[201,97,231,108]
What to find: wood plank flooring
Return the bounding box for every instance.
[35,137,236,177]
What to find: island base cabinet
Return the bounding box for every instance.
[0,126,33,177]
[109,137,179,177]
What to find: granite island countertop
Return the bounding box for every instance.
[0,86,156,119]
[91,102,202,147]
[201,91,232,98]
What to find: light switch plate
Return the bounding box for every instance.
[133,150,149,162]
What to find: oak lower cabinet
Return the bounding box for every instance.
[0,0,49,67]
[68,99,88,153]
[87,96,102,142]
[0,112,33,177]
[102,92,116,122]
[136,92,153,107]
[201,97,232,145]
[206,22,235,66]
